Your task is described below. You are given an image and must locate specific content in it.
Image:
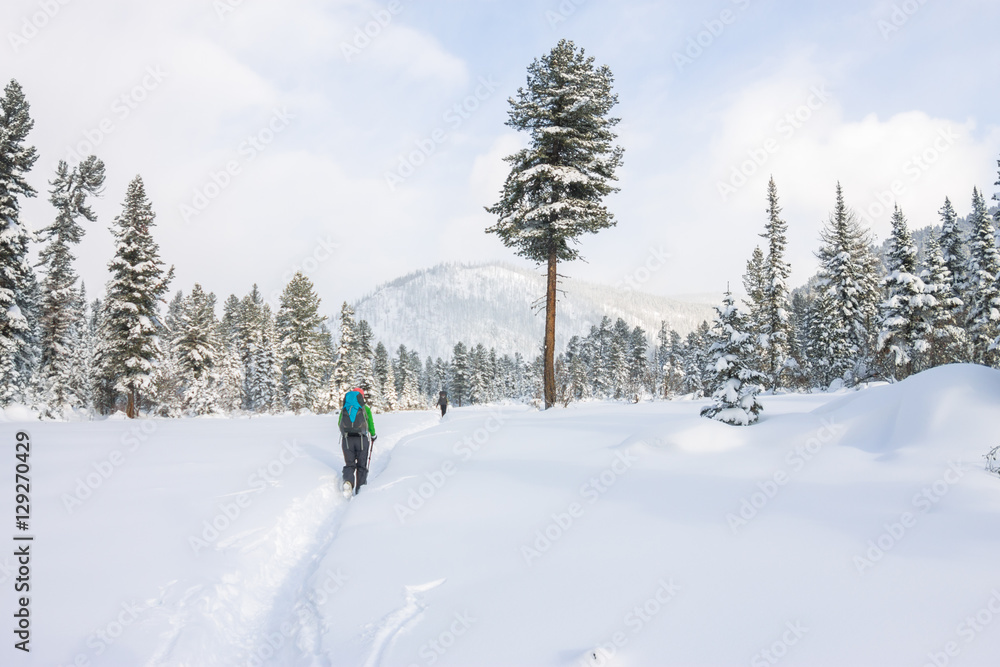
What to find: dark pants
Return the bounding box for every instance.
[440,404,447,417]
[342,434,372,492]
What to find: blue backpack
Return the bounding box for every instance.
[339,391,368,436]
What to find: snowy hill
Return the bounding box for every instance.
[351,262,716,359]
[16,363,1000,665]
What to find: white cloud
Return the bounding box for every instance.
[659,56,1000,291]
[367,25,468,87]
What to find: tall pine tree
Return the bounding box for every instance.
[100,176,173,417]
[877,205,929,380]
[486,39,623,408]
[813,183,881,384]
[276,272,326,412]
[0,80,40,406]
[937,196,968,323]
[36,157,106,415]
[330,301,359,400]
[759,178,793,389]
[742,245,767,375]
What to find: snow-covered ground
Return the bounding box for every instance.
[4,364,1000,666]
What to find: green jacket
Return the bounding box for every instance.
[364,405,376,437]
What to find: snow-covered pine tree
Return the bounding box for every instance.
[254,300,281,412]
[226,291,253,408]
[680,326,707,396]
[396,344,422,409]
[46,283,94,416]
[408,349,424,400]
[921,235,969,368]
[173,284,230,415]
[700,291,764,425]
[382,354,399,412]
[468,344,487,404]
[0,80,40,406]
[661,328,684,397]
[626,325,649,402]
[62,284,93,411]
[654,322,670,397]
[759,178,794,389]
[805,288,840,388]
[511,352,528,399]
[529,352,545,403]
[371,341,389,391]
[275,271,326,412]
[814,183,882,384]
[877,205,931,380]
[216,293,248,413]
[216,345,244,414]
[554,351,571,405]
[371,341,395,412]
[789,289,814,386]
[331,301,359,400]
[220,294,242,349]
[100,176,174,417]
[965,187,1000,366]
[587,317,613,398]
[487,347,502,403]
[36,157,106,416]
[19,272,41,402]
[230,286,280,413]
[147,289,184,416]
[695,320,715,392]
[566,335,588,401]
[742,245,767,375]
[451,342,469,406]
[498,353,515,400]
[149,348,183,417]
[434,357,450,396]
[354,319,379,403]
[391,344,406,396]
[164,290,185,333]
[88,297,117,414]
[937,197,968,323]
[316,321,335,396]
[608,318,631,399]
[486,39,624,409]
[423,356,438,404]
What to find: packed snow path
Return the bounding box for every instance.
[10,364,1000,666]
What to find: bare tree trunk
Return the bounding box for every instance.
[544,249,558,409]
[127,388,136,418]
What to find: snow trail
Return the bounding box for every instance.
[141,412,442,666]
[361,579,446,667]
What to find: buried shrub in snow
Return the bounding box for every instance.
[700,290,764,425]
[986,445,1000,476]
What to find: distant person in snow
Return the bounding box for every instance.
[339,387,376,496]
[437,390,448,417]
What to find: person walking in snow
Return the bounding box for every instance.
[339,387,376,496]
[437,390,448,417]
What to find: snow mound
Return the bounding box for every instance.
[0,403,38,422]
[812,363,1000,454]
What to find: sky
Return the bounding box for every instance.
[4,0,1000,316]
